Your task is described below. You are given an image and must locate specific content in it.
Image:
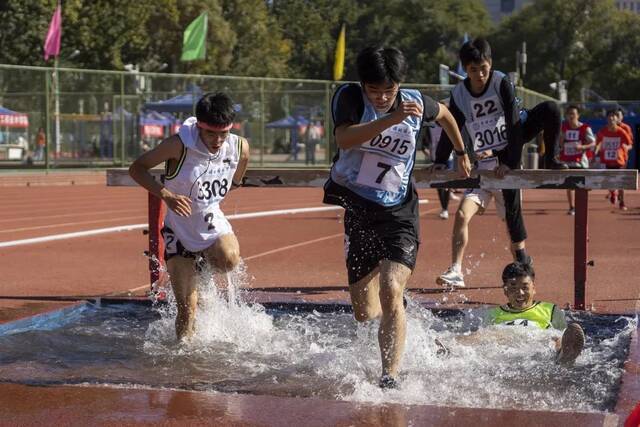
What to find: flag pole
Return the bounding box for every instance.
[53,57,60,159]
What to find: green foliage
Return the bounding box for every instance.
[0,0,639,99]
[490,0,640,100]
[270,0,360,79]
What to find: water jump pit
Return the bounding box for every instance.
[0,282,637,422]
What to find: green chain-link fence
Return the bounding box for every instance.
[0,64,557,168]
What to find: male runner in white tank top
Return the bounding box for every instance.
[129,92,250,341]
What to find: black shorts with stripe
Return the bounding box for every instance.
[324,178,420,284]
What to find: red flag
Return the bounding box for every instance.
[44,4,62,61]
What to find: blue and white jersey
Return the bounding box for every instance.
[330,86,425,207]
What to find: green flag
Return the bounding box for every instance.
[181,13,208,61]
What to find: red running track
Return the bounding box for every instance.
[0,184,639,313]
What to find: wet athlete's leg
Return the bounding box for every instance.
[378,260,411,378]
[349,267,382,322]
[452,197,482,265]
[167,255,199,341]
[203,232,241,273]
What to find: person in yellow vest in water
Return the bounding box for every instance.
[484,261,585,364]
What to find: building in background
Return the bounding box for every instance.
[484,0,640,23]
[615,1,640,13]
[483,0,533,23]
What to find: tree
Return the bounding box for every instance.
[270,0,360,80]
[490,0,637,100]
[221,0,291,77]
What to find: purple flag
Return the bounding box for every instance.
[44,4,62,61]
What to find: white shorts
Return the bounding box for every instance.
[464,188,506,220]
[163,208,234,256]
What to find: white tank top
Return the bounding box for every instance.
[163,117,242,251]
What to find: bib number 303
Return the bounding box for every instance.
[356,152,405,192]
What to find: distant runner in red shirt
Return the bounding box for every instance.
[559,105,595,215]
[596,109,632,211]
[616,107,634,147]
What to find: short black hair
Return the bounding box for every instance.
[606,109,617,117]
[356,46,407,85]
[616,106,625,115]
[460,37,492,68]
[502,262,535,283]
[195,92,235,126]
[566,105,580,114]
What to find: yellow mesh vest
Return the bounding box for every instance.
[488,301,555,329]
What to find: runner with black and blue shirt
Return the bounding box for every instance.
[323,46,471,388]
[434,38,566,289]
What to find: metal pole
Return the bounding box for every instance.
[120,74,125,167]
[574,189,588,310]
[44,69,51,171]
[53,57,60,161]
[147,192,165,288]
[325,82,333,165]
[259,80,265,166]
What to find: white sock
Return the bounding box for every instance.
[452,263,462,273]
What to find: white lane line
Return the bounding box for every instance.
[244,233,343,261]
[0,209,144,224]
[0,200,429,249]
[0,216,147,234]
[0,224,148,248]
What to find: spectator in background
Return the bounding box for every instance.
[596,109,632,211]
[306,121,322,165]
[35,127,46,161]
[559,105,595,215]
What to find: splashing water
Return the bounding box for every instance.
[0,264,635,412]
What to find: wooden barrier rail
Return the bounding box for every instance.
[108,168,638,190]
[107,167,638,310]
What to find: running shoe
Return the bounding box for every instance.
[521,255,534,268]
[567,207,575,216]
[556,322,585,365]
[379,375,398,389]
[436,266,465,288]
[439,210,449,220]
[543,157,568,169]
[619,202,628,211]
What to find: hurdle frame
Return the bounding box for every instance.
[107,168,638,310]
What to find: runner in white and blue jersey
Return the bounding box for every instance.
[323,46,471,389]
[433,38,566,289]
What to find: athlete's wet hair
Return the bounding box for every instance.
[566,105,580,114]
[502,262,535,283]
[195,92,236,126]
[356,46,407,85]
[459,38,492,67]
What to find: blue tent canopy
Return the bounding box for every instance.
[0,106,21,115]
[144,93,199,113]
[140,110,174,126]
[266,115,309,129]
